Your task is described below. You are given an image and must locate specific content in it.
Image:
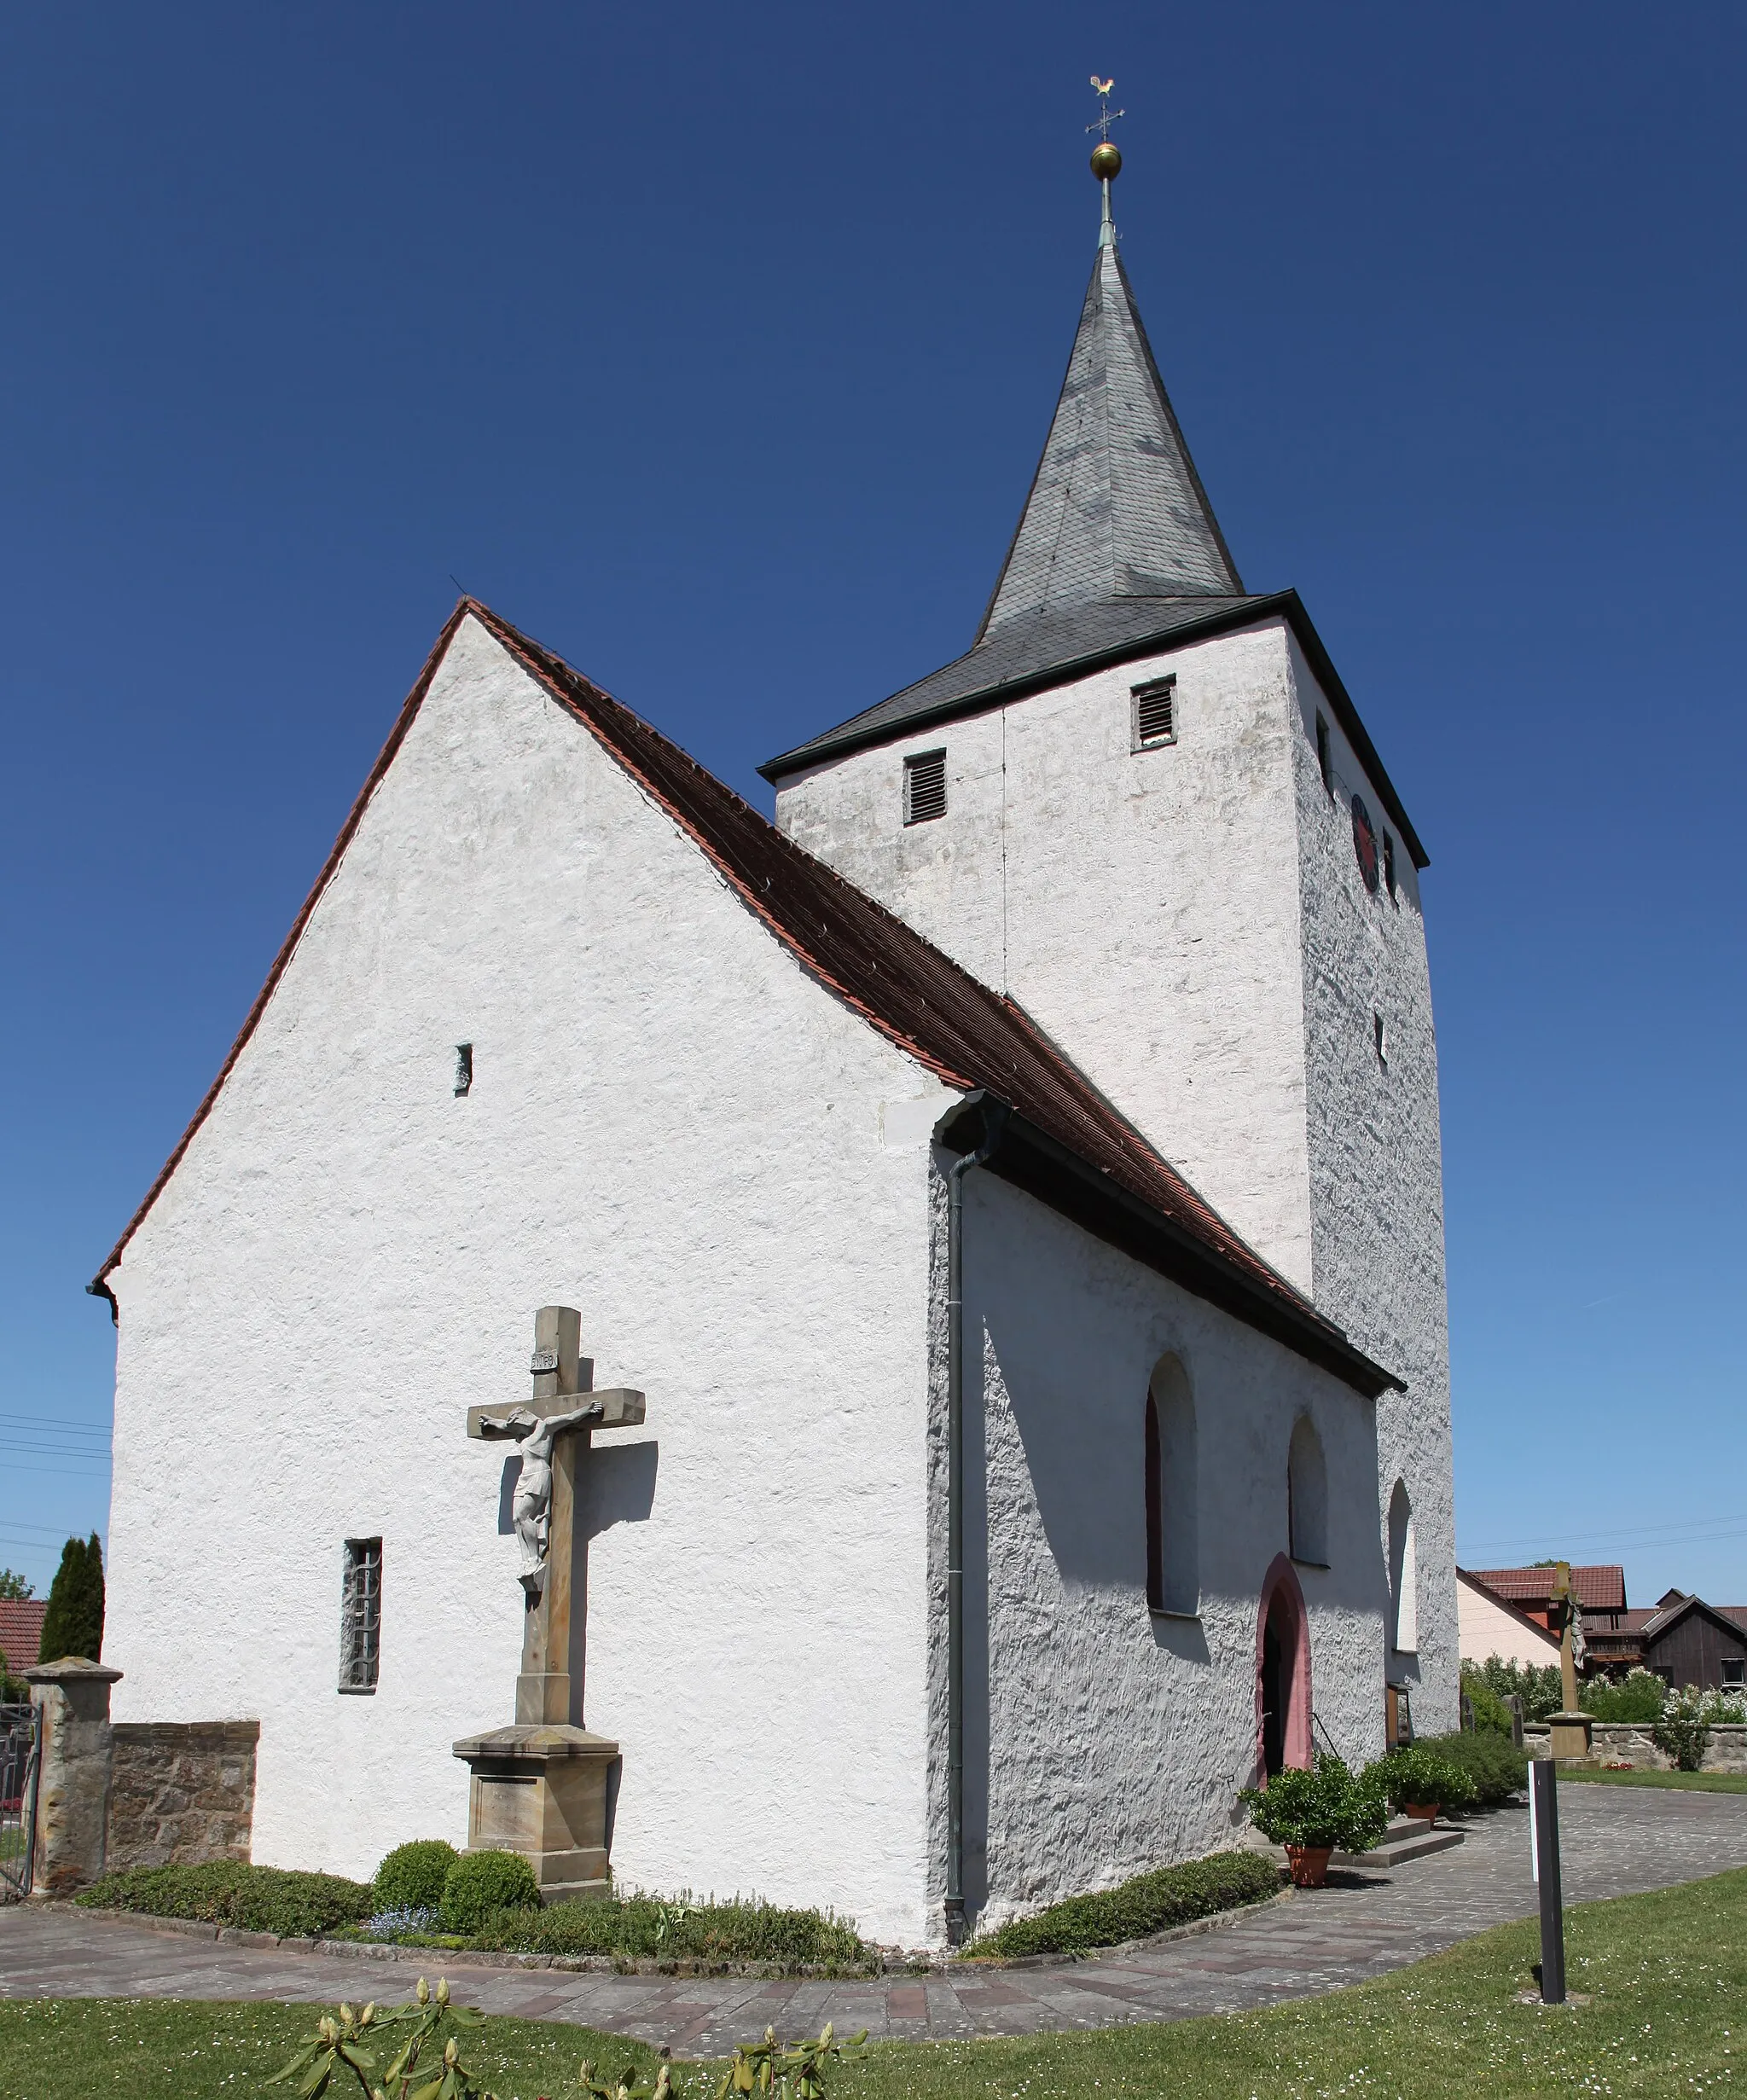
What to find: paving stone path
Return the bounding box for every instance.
[3,1787,1744,2058]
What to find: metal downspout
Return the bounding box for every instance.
[943,1098,1009,1945]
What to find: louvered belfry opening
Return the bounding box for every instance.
[903,749,948,825]
[1132,676,1176,750]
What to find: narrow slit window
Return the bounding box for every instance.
[1383,831,1397,900]
[339,1538,382,1692]
[1315,714,1332,795]
[1374,1012,1388,1069]
[903,749,947,826]
[454,1043,473,1096]
[1131,676,1177,751]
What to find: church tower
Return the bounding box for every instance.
[764,131,1455,1727]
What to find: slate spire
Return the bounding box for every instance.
[977,190,1243,641]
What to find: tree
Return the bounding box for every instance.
[38,1534,105,1662]
[0,1569,33,1601]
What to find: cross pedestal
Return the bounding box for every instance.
[452,1306,645,1901]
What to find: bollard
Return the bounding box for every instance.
[1531,1757,1565,2004]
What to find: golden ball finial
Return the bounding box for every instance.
[1090,142,1122,181]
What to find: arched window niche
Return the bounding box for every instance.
[1145,1354,1199,1616]
[1387,1478,1418,1655]
[1286,1413,1329,1568]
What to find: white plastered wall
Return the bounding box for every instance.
[1286,638,1457,1732]
[102,617,949,1946]
[780,615,1457,1733]
[777,624,1316,1291]
[943,1172,1386,1930]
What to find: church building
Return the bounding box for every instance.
[93,149,1454,1950]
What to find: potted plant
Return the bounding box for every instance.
[1370,1745,1477,1827]
[1239,1754,1389,1888]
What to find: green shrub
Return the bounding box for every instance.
[1582,1669,1666,1723]
[74,1861,374,1937]
[966,1850,1280,1959]
[1467,1654,1564,1722]
[1460,1668,1516,1737]
[1419,1727,1528,1805]
[468,1890,874,1970]
[1368,1744,1478,1814]
[1239,1753,1390,1853]
[374,1838,460,1914]
[439,1847,541,1933]
[1653,1687,1715,1772]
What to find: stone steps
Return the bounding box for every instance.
[1333,1813,1464,1869]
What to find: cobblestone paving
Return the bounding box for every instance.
[3,1787,1744,2056]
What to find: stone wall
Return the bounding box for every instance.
[1524,1721,1747,1775]
[107,1721,259,1870]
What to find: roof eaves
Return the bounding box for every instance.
[760,591,1429,872]
[937,1091,1401,1400]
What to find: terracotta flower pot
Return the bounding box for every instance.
[1402,1802,1440,1826]
[1284,1844,1333,1888]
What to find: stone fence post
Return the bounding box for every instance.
[23,1658,123,1895]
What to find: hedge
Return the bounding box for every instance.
[467,1892,874,1970]
[1419,1729,1528,1806]
[75,1861,375,1938]
[438,1848,541,1934]
[966,1849,1280,1959]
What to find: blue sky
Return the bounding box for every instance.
[1,2,1742,1610]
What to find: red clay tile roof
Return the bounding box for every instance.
[0,1598,45,1674]
[92,602,1392,1395]
[1472,1565,1627,1613]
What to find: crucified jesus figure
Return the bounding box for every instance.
[478,1401,604,1598]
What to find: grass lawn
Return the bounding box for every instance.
[1561,1763,1747,1793]
[3,1869,1747,2100]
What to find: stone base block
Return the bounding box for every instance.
[1547,1712,1594,1763]
[452,1724,618,1902]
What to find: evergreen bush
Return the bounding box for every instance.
[374,1838,460,1914]
[438,1847,541,1933]
[38,1534,104,1663]
[74,1861,374,1937]
[965,1851,1280,1959]
[1418,1728,1528,1804]
[469,1890,875,1970]
[1368,1744,1477,1814]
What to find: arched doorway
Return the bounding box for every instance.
[1256,1553,1312,1778]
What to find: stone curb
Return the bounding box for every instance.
[39,1891,1295,1980]
[38,1907,872,1979]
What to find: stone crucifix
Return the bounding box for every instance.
[467,1306,645,1729]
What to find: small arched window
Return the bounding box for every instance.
[1388,1478,1418,1654]
[1145,1355,1198,1615]
[1287,1414,1329,1566]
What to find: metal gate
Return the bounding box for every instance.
[0,1702,38,1900]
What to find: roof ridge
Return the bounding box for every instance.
[93,601,1384,1393]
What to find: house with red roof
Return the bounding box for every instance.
[88,151,1454,1946]
[0,1598,47,1681]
